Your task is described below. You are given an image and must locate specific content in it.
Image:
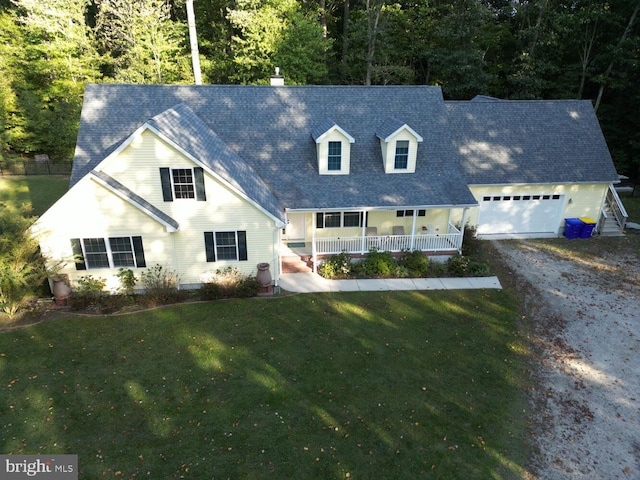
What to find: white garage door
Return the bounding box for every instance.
[477,194,564,235]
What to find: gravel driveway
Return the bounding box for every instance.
[492,238,640,479]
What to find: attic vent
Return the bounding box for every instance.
[270,67,284,86]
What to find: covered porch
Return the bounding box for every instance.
[281,207,469,273]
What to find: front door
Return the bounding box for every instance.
[285,213,306,241]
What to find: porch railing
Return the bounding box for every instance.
[314,224,462,255]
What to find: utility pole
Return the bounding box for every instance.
[186,0,202,85]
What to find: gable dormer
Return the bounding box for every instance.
[376,117,423,174]
[312,118,355,175]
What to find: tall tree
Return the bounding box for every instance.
[8,0,100,159]
[227,0,330,84]
[95,0,191,83]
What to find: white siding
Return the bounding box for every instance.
[464,183,609,236]
[36,129,280,290]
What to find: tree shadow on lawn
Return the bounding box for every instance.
[0,291,531,479]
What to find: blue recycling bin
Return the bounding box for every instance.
[578,217,597,238]
[564,218,583,239]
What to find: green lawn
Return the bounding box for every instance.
[0,291,529,479]
[0,176,69,216]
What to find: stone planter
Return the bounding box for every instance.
[51,276,72,306]
[256,263,273,296]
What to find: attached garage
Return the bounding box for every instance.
[476,193,564,236]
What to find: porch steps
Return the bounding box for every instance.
[282,255,313,274]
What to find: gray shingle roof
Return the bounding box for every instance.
[446,99,619,185]
[145,104,285,222]
[72,84,476,210]
[89,170,179,231]
[71,84,617,216]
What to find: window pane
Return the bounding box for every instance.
[324,212,341,228]
[343,211,361,227]
[172,168,195,199]
[109,237,135,267]
[83,238,109,269]
[215,231,238,260]
[328,141,341,171]
[394,141,409,169]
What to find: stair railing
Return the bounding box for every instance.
[605,184,628,231]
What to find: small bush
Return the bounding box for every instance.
[468,261,490,277]
[200,266,244,300]
[446,254,470,277]
[397,250,429,277]
[354,249,396,278]
[70,275,107,312]
[236,275,259,298]
[116,268,137,296]
[318,252,352,279]
[140,264,180,305]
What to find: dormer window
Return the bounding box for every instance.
[312,119,355,175]
[376,118,423,174]
[394,141,409,169]
[328,141,342,171]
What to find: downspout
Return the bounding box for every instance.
[274,226,280,288]
[171,233,180,289]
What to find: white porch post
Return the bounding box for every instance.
[459,208,469,251]
[361,210,368,254]
[312,212,318,273]
[410,210,418,250]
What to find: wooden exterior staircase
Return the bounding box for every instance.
[598,184,628,236]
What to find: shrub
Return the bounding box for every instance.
[200,266,244,300]
[70,275,107,312]
[461,225,482,257]
[397,250,429,277]
[318,252,352,279]
[468,261,490,277]
[140,264,180,305]
[355,249,396,278]
[0,207,49,317]
[236,275,259,298]
[116,268,137,296]
[446,254,470,277]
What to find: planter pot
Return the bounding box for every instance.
[52,276,72,306]
[257,263,272,287]
[256,263,273,296]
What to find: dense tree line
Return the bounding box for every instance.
[0,0,638,181]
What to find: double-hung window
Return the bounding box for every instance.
[327,141,342,171]
[160,167,207,201]
[204,231,248,262]
[394,141,409,169]
[71,236,146,270]
[172,168,195,199]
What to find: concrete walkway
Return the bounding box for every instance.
[278,273,502,293]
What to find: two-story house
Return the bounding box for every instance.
[33,82,622,291]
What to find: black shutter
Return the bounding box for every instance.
[160,168,173,202]
[316,212,324,229]
[194,167,206,201]
[204,232,216,262]
[70,238,86,270]
[132,236,146,268]
[237,231,248,261]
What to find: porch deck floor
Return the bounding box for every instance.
[278,273,502,293]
